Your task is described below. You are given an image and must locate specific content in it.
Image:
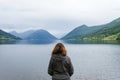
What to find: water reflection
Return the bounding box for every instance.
[0,39,120,44]
[0,40,17,44]
[62,40,120,44]
[16,39,56,44]
[0,39,57,44]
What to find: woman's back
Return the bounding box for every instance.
[48,43,74,80]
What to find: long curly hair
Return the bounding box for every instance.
[52,43,67,56]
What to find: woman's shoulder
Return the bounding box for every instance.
[64,56,71,61]
[51,54,71,60]
[66,55,71,58]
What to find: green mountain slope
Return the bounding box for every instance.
[0,29,21,40]
[62,24,106,39]
[62,17,120,40]
[83,18,120,40]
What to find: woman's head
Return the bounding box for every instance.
[52,43,67,56]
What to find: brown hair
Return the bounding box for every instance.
[52,43,67,56]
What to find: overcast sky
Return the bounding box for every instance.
[0,0,120,38]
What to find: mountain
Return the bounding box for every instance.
[62,24,106,39]
[62,17,120,40]
[10,29,57,40]
[87,17,120,40]
[10,31,20,37]
[0,29,21,40]
[25,29,57,40]
[19,30,35,39]
[10,30,35,39]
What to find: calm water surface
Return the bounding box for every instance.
[0,43,120,80]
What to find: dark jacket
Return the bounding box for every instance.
[48,54,74,80]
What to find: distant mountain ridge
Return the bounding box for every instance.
[26,29,57,40]
[62,17,120,40]
[10,30,35,39]
[10,29,57,40]
[5,17,120,41]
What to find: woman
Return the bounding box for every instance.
[48,43,74,80]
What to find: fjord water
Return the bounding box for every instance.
[0,42,120,80]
